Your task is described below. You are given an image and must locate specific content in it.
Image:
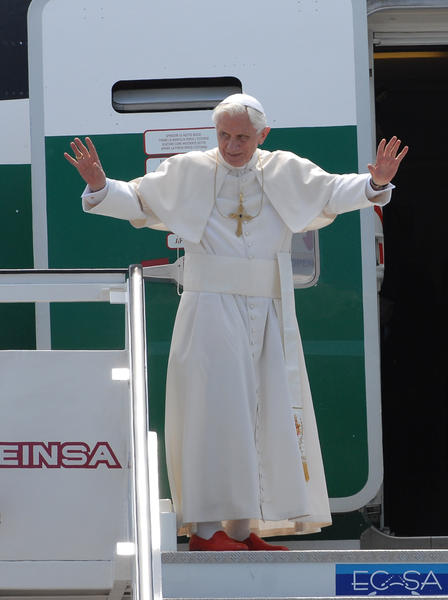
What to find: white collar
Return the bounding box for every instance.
[216,149,259,173]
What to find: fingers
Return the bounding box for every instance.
[376,138,387,155]
[68,137,95,160]
[65,137,99,168]
[64,152,78,167]
[396,145,409,163]
[74,137,90,156]
[383,136,398,155]
[85,137,100,162]
[68,139,85,162]
[389,138,403,158]
[377,136,398,160]
[380,136,408,159]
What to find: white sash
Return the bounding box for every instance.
[183,253,281,299]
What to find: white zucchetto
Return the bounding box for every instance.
[219,93,265,115]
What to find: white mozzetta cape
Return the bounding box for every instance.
[83,148,390,537]
[87,148,383,242]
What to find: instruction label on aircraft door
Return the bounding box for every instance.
[144,127,217,172]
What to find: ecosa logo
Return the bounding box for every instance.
[0,442,122,469]
[351,569,443,595]
[336,563,448,596]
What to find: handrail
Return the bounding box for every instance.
[0,266,163,597]
[0,269,127,303]
[127,264,161,600]
[0,268,127,274]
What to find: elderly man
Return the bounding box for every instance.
[65,93,407,551]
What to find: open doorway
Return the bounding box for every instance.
[374,45,448,536]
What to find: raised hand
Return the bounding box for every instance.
[368,136,408,187]
[64,137,107,192]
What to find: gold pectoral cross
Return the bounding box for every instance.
[229,192,253,237]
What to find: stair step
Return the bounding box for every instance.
[2,550,448,598]
[167,597,448,600]
[162,549,448,598]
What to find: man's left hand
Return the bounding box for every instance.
[368,136,409,187]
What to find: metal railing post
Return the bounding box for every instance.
[127,264,161,600]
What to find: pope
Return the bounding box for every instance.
[65,93,407,551]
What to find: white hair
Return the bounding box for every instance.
[212,102,268,133]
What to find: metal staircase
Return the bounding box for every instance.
[1,267,448,600]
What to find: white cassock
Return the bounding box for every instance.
[83,147,391,537]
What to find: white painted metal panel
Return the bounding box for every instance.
[0,350,130,561]
[0,99,31,164]
[29,0,358,137]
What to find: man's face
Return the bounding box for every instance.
[216,112,270,167]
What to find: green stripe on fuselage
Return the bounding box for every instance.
[0,163,35,349]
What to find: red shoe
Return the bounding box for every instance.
[189,530,249,551]
[243,533,289,551]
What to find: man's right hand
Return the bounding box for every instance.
[64,137,107,192]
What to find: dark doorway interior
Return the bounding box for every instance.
[0,0,32,100]
[375,47,448,536]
